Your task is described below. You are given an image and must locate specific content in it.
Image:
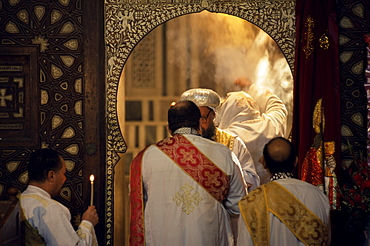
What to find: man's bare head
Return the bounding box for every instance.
[262,137,297,174]
[167,100,201,134]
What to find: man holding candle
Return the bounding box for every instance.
[129,100,247,245]
[19,148,99,245]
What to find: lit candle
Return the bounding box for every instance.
[90,174,94,206]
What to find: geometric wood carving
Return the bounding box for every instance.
[0,46,39,148]
[0,0,86,238]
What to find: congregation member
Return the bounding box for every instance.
[180,88,260,191]
[237,137,331,246]
[215,81,288,185]
[129,100,246,246]
[19,148,99,245]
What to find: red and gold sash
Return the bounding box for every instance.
[239,181,330,246]
[156,134,230,202]
[129,134,230,245]
[129,146,148,246]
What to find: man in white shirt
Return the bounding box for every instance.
[19,148,99,245]
[129,100,247,246]
[237,137,331,246]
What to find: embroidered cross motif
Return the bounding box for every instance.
[178,147,198,165]
[173,183,202,215]
[203,169,222,188]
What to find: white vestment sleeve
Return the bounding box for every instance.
[76,220,98,246]
[247,84,288,136]
[41,202,97,246]
[232,136,260,191]
[224,154,247,216]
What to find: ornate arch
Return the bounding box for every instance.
[104,0,295,243]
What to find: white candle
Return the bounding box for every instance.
[90,174,94,206]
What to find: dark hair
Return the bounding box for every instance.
[263,137,296,174]
[28,148,62,183]
[168,100,201,133]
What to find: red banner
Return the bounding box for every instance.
[293,0,341,178]
[292,0,341,209]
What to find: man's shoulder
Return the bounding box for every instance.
[216,127,236,137]
[215,128,248,149]
[275,178,315,187]
[20,187,59,208]
[215,128,236,147]
[274,179,328,199]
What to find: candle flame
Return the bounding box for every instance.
[90,174,94,182]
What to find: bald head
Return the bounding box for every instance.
[263,137,296,174]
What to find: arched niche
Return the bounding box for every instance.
[105,1,295,244]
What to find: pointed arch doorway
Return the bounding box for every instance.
[105,1,295,244]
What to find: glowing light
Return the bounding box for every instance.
[90,175,94,206]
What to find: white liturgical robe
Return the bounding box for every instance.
[237,178,331,246]
[216,127,260,191]
[138,133,247,246]
[216,89,287,185]
[19,185,97,246]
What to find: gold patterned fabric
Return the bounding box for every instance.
[215,128,236,150]
[239,182,330,246]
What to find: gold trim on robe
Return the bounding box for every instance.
[239,182,330,246]
[215,127,236,151]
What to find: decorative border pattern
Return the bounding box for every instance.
[338,1,368,168]
[104,0,295,243]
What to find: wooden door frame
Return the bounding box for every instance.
[82,1,106,244]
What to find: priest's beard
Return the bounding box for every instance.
[201,123,216,141]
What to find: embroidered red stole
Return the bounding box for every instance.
[129,134,230,246]
[129,146,148,246]
[157,134,230,202]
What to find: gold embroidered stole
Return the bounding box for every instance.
[239,182,329,246]
[215,128,236,150]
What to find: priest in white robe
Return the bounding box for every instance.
[215,85,287,185]
[129,100,247,246]
[180,88,260,191]
[237,137,331,246]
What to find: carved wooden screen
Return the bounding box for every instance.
[0,0,87,231]
[105,0,295,244]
